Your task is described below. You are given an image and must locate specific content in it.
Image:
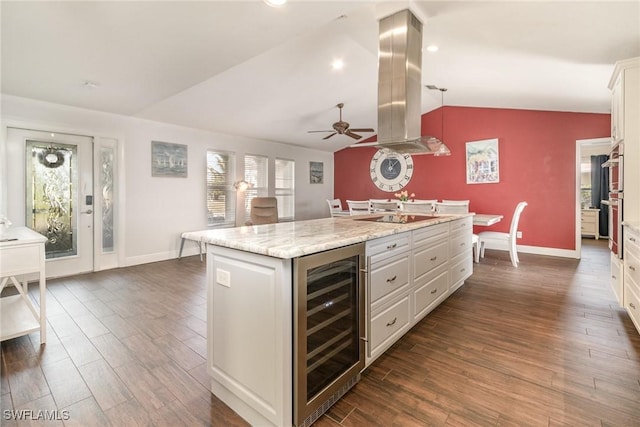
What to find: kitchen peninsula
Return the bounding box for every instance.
[183,213,473,427]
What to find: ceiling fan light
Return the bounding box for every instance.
[332,59,344,70]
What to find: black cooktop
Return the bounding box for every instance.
[354,214,439,224]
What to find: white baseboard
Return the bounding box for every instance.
[517,244,578,259]
[123,245,202,267]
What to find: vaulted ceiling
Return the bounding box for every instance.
[2,1,639,152]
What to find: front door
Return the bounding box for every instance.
[6,128,94,278]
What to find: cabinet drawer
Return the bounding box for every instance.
[450,251,473,288]
[449,216,473,235]
[413,267,448,320]
[370,295,410,353]
[624,228,640,260]
[0,244,42,277]
[449,232,472,258]
[611,253,623,306]
[367,232,411,263]
[624,248,640,290]
[413,241,448,280]
[369,254,410,306]
[412,223,448,248]
[623,282,640,334]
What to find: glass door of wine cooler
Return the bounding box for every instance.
[293,243,365,427]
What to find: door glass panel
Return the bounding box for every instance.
[25,140,78,259]
[100,146,115,252]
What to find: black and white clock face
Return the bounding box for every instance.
[369,149,413,192]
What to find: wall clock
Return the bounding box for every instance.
[369,149,414,192]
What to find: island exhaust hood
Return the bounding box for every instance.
[351,9,450,156]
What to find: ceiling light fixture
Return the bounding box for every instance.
[263,0,286,7]
[332,59,344,70]
[426,45,439,52]
[425,85,451,156]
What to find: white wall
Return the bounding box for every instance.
[1,95,334,267]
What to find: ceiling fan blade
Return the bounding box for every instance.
[349,128,375,133]
[322,132,337,140]
[345,131,362,140]
[308,130,334,133]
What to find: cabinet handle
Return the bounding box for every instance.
[386,275,397,283]
[630,266,636,272]
[460,268,466,273]
[630,303,637,310]
[430,288,438,295]
[460,242,465,247]
[630,237,637,242]
[387,243,397,250]
[386,317,397,327]
[430,256,437,261]
[612,275,617,280]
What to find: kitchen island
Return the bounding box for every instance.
[183,213,473,427]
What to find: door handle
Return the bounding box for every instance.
[81,209,93,214]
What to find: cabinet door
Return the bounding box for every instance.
[611,73,624,143]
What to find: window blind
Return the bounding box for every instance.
[244,154,269,218]
[206,150,236,227]
[275,158,295,221]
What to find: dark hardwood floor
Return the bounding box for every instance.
[2,239,639,426]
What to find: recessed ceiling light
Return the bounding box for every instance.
[332,59,344,70]
[426,45,439,53]
[264,0,286,7]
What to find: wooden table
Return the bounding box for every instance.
[473,214,504,226]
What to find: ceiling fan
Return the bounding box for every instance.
[308,103,374,140]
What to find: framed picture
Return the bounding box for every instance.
[151,141,188,177]
[309,161,323,184]
[466,138,499,184]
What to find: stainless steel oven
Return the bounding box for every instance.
[603,141,624,258]
[293,243,365,427]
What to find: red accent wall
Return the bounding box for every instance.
[334,106,610,250]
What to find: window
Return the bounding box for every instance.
[244,154,269,219]
[207,150,236,227]
[275,158,295,221]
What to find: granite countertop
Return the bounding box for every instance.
[183,214,471,259]
[623,220,640,234]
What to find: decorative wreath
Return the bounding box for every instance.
[38,147,66,168]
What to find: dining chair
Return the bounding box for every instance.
[346,200,372,215]
[400,199,436,213]
[435,200,481,263]
[435,200,470,214]
[478,201,528,267]
[326,198,343,217]
[247,197,279,225]
[370,199,399,213]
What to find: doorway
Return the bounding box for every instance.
[6,127,95,277]
[575,137,610,258]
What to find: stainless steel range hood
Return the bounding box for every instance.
[352,9,450,156]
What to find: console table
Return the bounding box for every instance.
[0,227,47,344]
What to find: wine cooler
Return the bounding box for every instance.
[293,243,365,427]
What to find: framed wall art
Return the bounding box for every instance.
[466,138,499,184]
[151,141,188,177]
[309,161,323,184]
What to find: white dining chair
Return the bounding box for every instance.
[478,201,528,267]
[400,199,436,213]
[435,200,470,214]
[326,198,344,217]
[370,199,399,213]
[346,200,372,215]
[435,200,481,263]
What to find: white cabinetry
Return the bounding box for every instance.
[623,225,640,334]
[365,217,473,366]
[609,57,640,222]
[581,209,600,239]
[0,227,47,344]
[611,252,623,306]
